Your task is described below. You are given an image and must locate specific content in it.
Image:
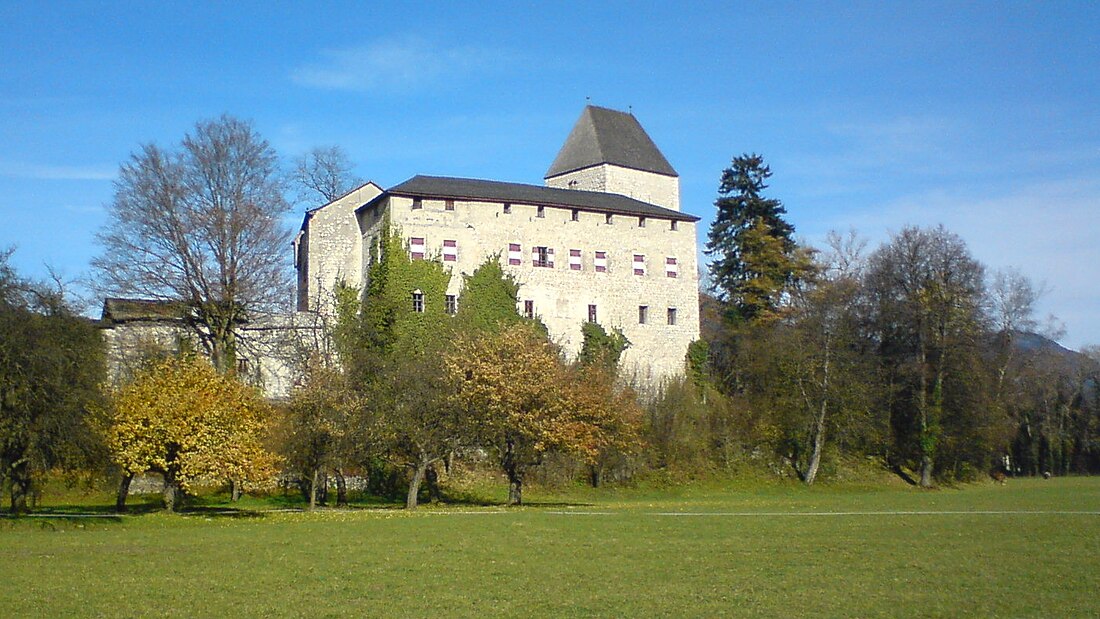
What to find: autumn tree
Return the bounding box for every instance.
[0,250,106,513]
[705,154,810,321]
[866,225,988,486]
[281,360,358,509]
[94,115,292,374]
[105,355,279,511]
[446,323,616,504]
[292,145,363,206]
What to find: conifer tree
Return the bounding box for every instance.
[705,154,808,321]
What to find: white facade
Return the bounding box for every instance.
[355,194,699,382]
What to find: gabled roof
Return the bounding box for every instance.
[299,181,384,232]
[371,175,699,222]
[100,297,188,324]
[545,105,678,179]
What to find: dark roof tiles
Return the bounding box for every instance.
[378,175,698,222]
[545,106,678,179]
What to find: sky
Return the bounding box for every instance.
[1,1,1097,348]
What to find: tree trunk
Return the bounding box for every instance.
[502,438,523,505]
[162,476,180,512]
[589,464,602,488]
[9,461,30,514]
[309,468,319,511]
[406,458,428,510]
[334,470,347,507]
[115,472,133,513]
[426,465,442,503]
[508,473,523,506]
[917,331,934,488]
[229,479,241,502]
[804,330,832,486]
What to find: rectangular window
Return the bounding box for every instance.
[588,304,597,323]
[503,202,512,214]
[533,246,553,268]
[605,213,613,225]
[508,242,522,266]
[443,239,458,262]
[410,237,426,260]
[571,209,579,222]
[569,248,582,271]
[412,292,424,313]
[524,300,534,319]
[595,250,608,273]
[667,307,677,325]
[445,199,455,211]
[638,305,648,324]
[633,254,646,276]
[670,220,678,231]
[537,205,545,218]
[639,216,646,228]
[666,257,678,278]
[412,198,423,210]
[446,295,457,316]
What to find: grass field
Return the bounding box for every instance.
[2,477,1099,617]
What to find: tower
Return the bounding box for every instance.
[544,105,681,211]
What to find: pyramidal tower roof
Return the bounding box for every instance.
[545,105,678,179]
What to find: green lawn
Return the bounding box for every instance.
[2,478,1099,617]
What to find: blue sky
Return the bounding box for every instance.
[2,1,1098,348]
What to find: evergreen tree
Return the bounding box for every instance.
[705,154,808,321]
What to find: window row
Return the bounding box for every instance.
[408,237,458,262]
[511,243,679,277]
[412,293,679,327]
[410,197,679,230]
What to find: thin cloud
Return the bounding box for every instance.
[0,162,115,181]
[291,37,511,92]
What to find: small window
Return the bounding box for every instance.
[667,308,677,325]
[537,205,545,218]
[670,220,678,231]
[412,198,423,210]
[639,217,646,228]
[443,239,457,262]
[588,304,597,323]
[569,248,582,271]
[605,213,613,225]
[524,300,534,319]
[666,257,678,278]
[503,203,512,214]
[595,251,608,273]
[534,246,551,268]
[508,242,522,266]
[410,237,426,260]
[571,209,579,222]
[446,295,457,316]
[638,305,648,324]
[445,199,455,211]
[412,292,424,313]
[633,254,646,276]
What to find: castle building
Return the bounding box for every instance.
[296,105,701,382]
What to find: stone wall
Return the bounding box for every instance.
[297,183,382,312]
[363,195,700,384]
[546,163,681,212]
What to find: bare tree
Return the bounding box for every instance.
[866,225,987,487]
[292,145,362,205]
[94,115,292,373]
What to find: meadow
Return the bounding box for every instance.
[2,477,1098,617]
